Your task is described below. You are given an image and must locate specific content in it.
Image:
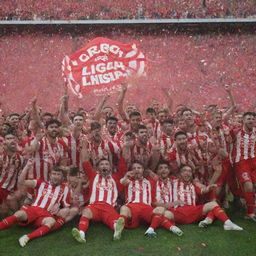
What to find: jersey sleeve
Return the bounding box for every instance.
[82,161,96,180]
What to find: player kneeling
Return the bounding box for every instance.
[0,160,71,247]
[164,165,243,231]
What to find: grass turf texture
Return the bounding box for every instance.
[0,209,256,256]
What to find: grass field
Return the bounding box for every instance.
[0,208,256,256]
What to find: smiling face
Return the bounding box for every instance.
[157,163,170,179]
[4,134,18,152]
[175,134,188,151]
[182,110,194,126]
[131,162,144,180]
[243,114,255,131]
[179,166,193,183]
[46,123,59,139]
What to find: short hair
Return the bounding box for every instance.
[162,119,174,125]
[129,111,141,119]
[103,106,113,111]
[158,110,168,115]
[181,108,193,116]
[96,158,109,167]
[138,124,147,131]
[51,165,65,175]
[124,131,135,137]
[156,160,170,169]
[243,112,255,118]
[91,122,101,131]
[45,119,61,129]
[3,132,17,138]
[42,112,53,118]
[174,131,187,139]
[69,167,79,176]
[8,113,20,119]
[2,122,11,128]
[106,116,118,124]
[179,164,193,172]
[73,113,84,120]
[129,160,144,171]
[146,108,156,114]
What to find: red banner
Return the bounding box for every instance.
[62,37,147,97]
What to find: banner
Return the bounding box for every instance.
[62,37,147,97]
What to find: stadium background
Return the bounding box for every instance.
[0,1,256,113]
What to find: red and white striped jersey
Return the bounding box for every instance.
[154,177,173,204]
[83,158,126,207]
[172,178,201,206]
[123,177,155,205]
[0,152,24,191]
[88,139,112,167]
[232,128,256,163]
[31,136,68,181]
[62,133,87,170]
[153,120,162,139]
[130,141,153,167]
[159,133,174,157]
[31,179,71,213]
[167,147,197,168]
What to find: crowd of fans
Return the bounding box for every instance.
[1,0,256,21]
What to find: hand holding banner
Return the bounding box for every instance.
[62,37,147,97]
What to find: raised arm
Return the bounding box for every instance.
[117,82,129,121]
[92,94,110,121]
[58,86,72,127]
[31,97,44,129]
[161,87,173,114]
[18,159,37,188]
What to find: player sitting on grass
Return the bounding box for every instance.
[163,165,243,231]
[0,159,71,247]
[71,138,126,243]
[116,160,182,238]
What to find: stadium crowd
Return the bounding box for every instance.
[0,81,255,247]
[1,0,256,21]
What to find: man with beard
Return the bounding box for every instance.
[163,165,243,231]
[167,131,198,175]
[0,160,71,247]
[128,111,142,134]
[145,108,161,139]
[25,119,68,181]
[72,138,126,243]
[232,112,256,221]
[0,133,24,209]
[63,114,87,171]
[122,125,160,170]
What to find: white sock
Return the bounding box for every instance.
[146,227,154,233]
[224,219,232,225]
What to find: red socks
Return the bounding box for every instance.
[78,216,90,232]
[51,216,65,231]
[28,225,51,240]
[161,216,175,230]
[244,192,255,215]
[212,206,228,222]
[0,215,17,230]
[150,214,163,229]
[206,211,215,221]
